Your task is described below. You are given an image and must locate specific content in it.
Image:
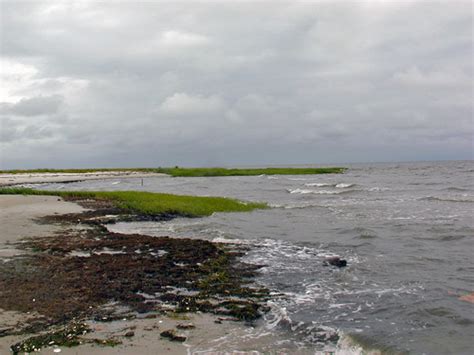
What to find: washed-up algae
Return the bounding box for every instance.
[0,195,269,352]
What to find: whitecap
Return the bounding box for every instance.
[287,188,346,195]
[336,183,354,188]
[305,183,334,187]
[368,187,390,192]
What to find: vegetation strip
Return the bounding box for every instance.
[0,187,267,217]
[0,166,345,176]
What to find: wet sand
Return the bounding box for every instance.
[0,195,85,257]
[0,171,168,187]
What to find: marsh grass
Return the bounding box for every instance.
[0,187,267,217]
[0,166,345,176]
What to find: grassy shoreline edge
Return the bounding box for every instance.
[0,187,268,217]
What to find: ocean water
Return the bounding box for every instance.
[35,161,474,354]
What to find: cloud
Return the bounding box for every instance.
[0,1,472,168]
[392,67,467,87]
[158,93,224,115]
[0,95,63,116]
[160,30,210,47]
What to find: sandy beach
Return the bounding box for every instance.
[0,171,168,187]
[0,193,294,354]
[0,195,85,257]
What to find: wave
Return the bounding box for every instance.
[408,182,442,186]
[287,177,310,181]
[269,203,329,210]
[303,182,355,188]
[437,235,467,242]
[336,183,354,188]
[287,188,357,195]
[356,234,378,240]
[444,187,469,192]
[288,188,346,195]
[419,196,474,203]
[367,187,390,192]
[305,182,334,187]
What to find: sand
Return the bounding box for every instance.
[0,171,168,187]
[0,195,86,257]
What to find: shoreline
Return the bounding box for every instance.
[0,194,283,354]
[0,166,346,186]
[0,171,169,187]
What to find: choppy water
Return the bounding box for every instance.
[35,161,474,354]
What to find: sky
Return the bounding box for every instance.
[0,0,472,169]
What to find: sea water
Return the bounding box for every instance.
[35,161,474,354]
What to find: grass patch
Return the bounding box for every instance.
[0,166,345,176]
[0,187,267,217]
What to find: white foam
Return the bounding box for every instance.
[305,183,334,187]
[211,236,252,245]
[264,301,292,330]
[336,183,354,188]
[368,186,390,192]
[287,188,345,195]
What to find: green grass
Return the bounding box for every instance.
[0,167,345,176]
[0,187,267,217]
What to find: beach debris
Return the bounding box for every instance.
[323,256,347,268]
[124,331,135,337]
[160,329,187,342]
[176,322,195,329]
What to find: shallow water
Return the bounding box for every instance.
[36,161,474,354]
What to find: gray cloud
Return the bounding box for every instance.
[0,95,63,116]
[0,1,472,169]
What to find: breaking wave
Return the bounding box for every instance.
[305,183,335,187]
[287,188,356,195]
[335,183,355,188]
[303,183,355,188]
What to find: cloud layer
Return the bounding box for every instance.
[1,1,472,168]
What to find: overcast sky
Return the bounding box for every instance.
[0,1,472,169]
